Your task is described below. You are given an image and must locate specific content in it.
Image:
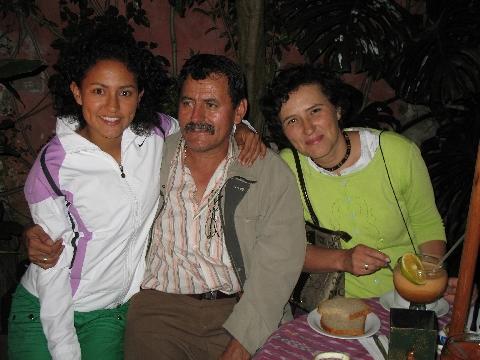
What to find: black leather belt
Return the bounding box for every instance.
[186,291,238,300]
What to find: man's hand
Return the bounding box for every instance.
[25,224,63,269]
[219,338,250,360]
[234,122,267,167]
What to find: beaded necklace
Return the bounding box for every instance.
[316,131,351,172]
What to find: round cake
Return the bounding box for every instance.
[317,297,371,336]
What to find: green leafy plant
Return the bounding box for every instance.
[0,57,47,336]
[388,0,480,108]
[421,100,480,242]
[278,0,411,79]
[0,59,46,104]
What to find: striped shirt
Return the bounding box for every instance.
[142,137,241,294]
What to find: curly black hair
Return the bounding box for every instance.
[178,54,246,108]
[261,64,354,149]
[48,10,171,135]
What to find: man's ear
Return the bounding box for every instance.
[70,82,82,106]
[234,99,248,125]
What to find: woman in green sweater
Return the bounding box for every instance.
[262,64,447,299]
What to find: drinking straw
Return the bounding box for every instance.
[437,234,465,267]
[449,146,480,336]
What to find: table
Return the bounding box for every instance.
[253,298,451,360]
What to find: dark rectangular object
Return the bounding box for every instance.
[388,308,438,360]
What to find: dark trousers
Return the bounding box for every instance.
[124,290,237,360]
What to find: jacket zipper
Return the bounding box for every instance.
[112,153,136,305]
[113,180,138,306]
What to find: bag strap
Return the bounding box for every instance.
[292,148,320,225]
[291,148,351,242]
[378,131,417,254]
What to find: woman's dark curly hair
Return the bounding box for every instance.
[261,64,354,149]
[48,10,171,135]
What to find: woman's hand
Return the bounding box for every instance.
[344,244,390,276]
[443,277,478,305]
[24,224,63,269]
[234,122,266,166]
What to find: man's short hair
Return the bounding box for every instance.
[178,54,246,108]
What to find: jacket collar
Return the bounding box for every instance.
[56,116,146,153]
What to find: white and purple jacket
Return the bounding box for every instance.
[20,114,178,360]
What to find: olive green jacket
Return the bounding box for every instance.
[157,132,306,354]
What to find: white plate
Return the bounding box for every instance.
[307,310,381,339]
[379,290,449,317]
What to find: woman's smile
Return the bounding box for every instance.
[100,115,122,124]
[305,134,324,146]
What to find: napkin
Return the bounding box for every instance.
[358,335,389,360]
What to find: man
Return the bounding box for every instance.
[123,54,306,359]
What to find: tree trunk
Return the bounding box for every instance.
[235,0,266,135]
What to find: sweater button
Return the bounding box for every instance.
[28,314,35,320]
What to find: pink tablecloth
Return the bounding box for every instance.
[253,298,450,360]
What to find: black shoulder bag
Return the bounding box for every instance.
[290,149,351,312]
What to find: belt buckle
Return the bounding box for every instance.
[205,291,217,300]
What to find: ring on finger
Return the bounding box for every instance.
[42,257,48,262]
[364,263,369,271]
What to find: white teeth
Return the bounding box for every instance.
[101,116,120,123]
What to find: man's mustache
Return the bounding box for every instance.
[184,122,215,135]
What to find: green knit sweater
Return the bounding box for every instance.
[281,130,446,298]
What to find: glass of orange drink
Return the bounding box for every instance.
[393,253,448,310]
